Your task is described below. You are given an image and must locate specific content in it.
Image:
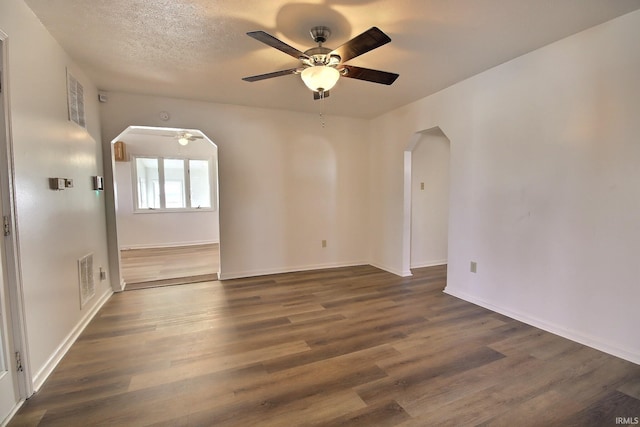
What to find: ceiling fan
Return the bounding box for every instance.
[176,131,203,146]
[242,26,399,99]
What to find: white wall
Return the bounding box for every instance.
[100,94,370,279]
[369,10,640,363]
[114,133,219,249]
[410,130,450,268]
[0,0,111,389]
[5,1,638,403]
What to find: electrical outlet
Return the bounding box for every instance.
[470,261,477,273]
[99,267,106,281]
[420,182,425,190]
[322,240,327,248]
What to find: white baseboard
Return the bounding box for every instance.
[219,261,368,280]
[444,286,640,366]
[410,259,447,269]
[31,289,113,391]
[369,262,412,277]
[120,240,218,250]
[1,399,24,427]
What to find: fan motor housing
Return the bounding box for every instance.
[310,26,331,44]
[303,46,340,66]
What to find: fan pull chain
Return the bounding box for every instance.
[320,91,326,128]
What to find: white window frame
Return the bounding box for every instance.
[132,155,216,213]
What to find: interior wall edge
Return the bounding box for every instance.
[218,260,369,281]
[410,260,447,269]
[369,262,412,278]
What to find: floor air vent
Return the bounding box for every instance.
[78,253,95,308]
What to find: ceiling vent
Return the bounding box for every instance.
[67,69,86,128]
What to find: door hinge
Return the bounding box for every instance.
[15,351,23,372]
[3,216,9,236]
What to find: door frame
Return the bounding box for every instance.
[0,30,31,411]
[104,126,221,291]
[402,126,452,276]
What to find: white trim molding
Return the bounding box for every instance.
[31,290,113,391]
[444,287,640,366]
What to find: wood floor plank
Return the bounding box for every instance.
[619,378,640,400]
[120,244,219,288]
[398,352,541,415]
[128,340,311,391]
[479,390,584,427]
[555,390,640,427]
[321,399,411,427]
[8,264,640,426]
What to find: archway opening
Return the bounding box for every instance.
[402,127,451,276]
[106,126,220,290]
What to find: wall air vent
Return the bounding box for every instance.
[67,69,86,128]
[78,253,95,308]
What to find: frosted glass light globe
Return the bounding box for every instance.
[301,66,340,92]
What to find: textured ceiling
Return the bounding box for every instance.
[24,0,640,118]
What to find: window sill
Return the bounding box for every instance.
[133,208,216,214]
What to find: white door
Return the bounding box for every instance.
[0,32,21,424]
[0,240,20,424]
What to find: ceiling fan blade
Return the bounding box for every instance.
[242,68,300,82]
[313,90,330,100]
[340,65,399,85]
[247,31,309,60]
[330,27,391,63]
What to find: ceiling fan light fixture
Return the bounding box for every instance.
[301,66,340,92]
[244,27,397,98]
[178,137,190,146]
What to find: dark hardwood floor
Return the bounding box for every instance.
[8,265,640,426]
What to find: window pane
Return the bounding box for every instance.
[136,157,160,209]
[189,160,211,208]
[164,159,186,208]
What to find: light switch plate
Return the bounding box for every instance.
[49,178,66,190]
[92,176,104,191]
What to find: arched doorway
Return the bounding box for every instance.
[105,126,220,291]
[402,127,451,275]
